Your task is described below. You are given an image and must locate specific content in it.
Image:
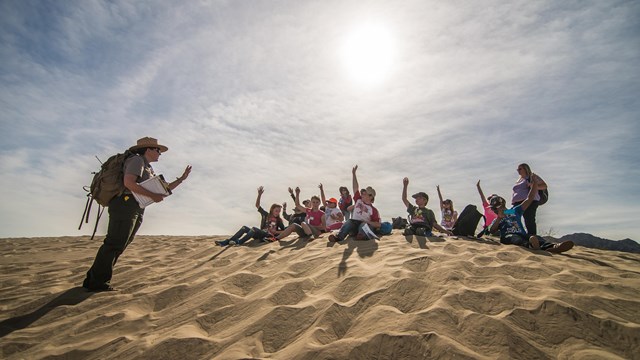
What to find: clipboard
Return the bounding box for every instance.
[132,175,172,208]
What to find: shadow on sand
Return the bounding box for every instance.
[0,287,94,338]
[337,237,379,277]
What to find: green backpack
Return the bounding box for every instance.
[79,150,135,238]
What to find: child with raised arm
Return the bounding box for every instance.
[283,187,308,225]
[215,186,285,246]
[320,183,344,231]
[403,178,452,237]
[436,185,458,231]
[291,186,325,239]
[338,186,353,220]
[489,181,573,253]
[476,180,498,235]
[329,165,381,242]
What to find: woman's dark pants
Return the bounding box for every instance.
[83,195,143,290]
[513,200,539,236]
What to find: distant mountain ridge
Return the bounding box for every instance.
[545,233,640,254]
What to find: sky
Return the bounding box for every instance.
[1,0,639,241]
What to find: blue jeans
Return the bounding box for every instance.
[218,226,261,246]
[501,233,552,249]
[335,220,368,240]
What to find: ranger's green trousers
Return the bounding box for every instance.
[83,194,144,290]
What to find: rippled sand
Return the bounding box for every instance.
[1,234,639,359]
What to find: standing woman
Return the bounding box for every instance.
[83,137,191,292]
[511,163,547,236]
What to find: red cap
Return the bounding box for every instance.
[326,198,338,204]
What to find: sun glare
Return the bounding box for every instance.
[341,23,395,85]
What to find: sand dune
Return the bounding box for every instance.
[1,234,639,359]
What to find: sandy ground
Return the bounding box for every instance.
[1,233,639,359]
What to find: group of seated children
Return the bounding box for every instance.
[215,166,573,254]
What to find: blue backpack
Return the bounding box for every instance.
[378,222,393,235]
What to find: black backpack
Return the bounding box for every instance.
[452,205,485,237]
[538,189,549,205]
[392,217,408,229]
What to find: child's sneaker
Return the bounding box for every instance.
[528,235,541,250]
[229,240,237,246]
[547,241,574,254]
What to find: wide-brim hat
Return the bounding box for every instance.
[412,192,428,199]
[129,137,169,152]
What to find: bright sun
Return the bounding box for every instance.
[341,23,395,85]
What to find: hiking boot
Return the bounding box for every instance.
[87,284,117,292]
[329,234,340,242]
[355,233,367,241]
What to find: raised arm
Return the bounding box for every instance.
[282,202,291,221]
[319,183,327,204]
[256,186,264,209]
[352,165,359,196]
[167,165,192,191]
[436,185,445,209]
[402,177,411,208]
[476,180,488,205]
[293,187,306,212]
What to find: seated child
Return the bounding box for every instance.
[476,180,498,236]
[319,183,345,231]
[215,186,285,246]
[403,178,452,236]
[289,186,325,239]
[338,186,353,220]
[437,185,458,231]
[282,194,309,225]
[329,165,381,242]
